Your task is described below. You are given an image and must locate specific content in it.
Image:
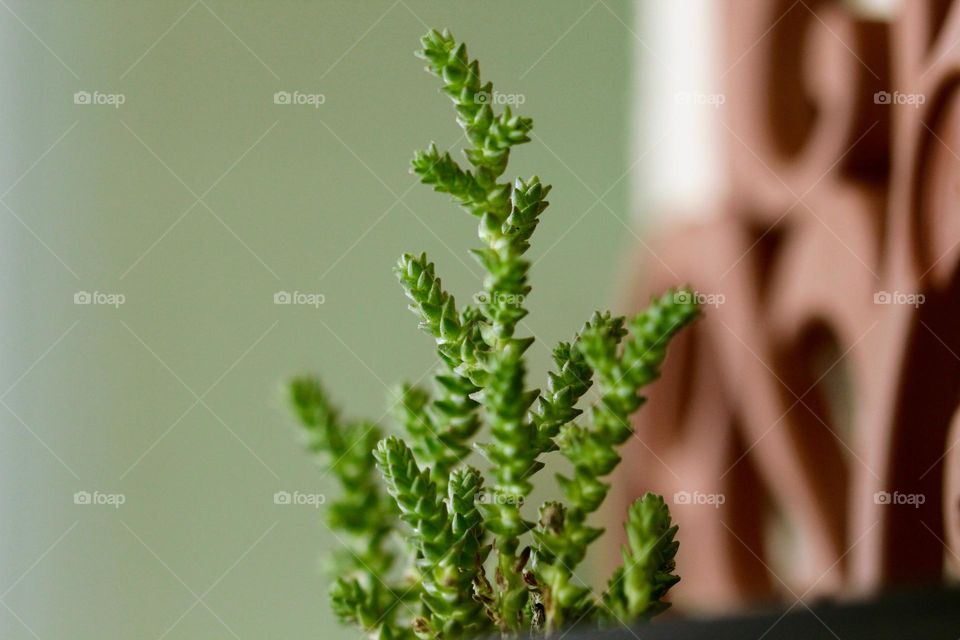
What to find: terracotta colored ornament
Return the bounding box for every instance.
[621,0,960,609]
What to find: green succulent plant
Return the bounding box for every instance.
[287,28,699,639]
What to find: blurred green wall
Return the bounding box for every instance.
[0,1,634,637]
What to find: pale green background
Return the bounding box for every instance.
[0,2,637,637]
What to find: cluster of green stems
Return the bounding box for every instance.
[287,29,699,640]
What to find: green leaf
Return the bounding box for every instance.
[603,493,680,622]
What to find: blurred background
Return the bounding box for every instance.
[0,1,644,637]
[8,1,956,638]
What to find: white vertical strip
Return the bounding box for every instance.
[846,0,901,19]
[630,0,900,225]
[0,15,14,596]
[630,0,726,222]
